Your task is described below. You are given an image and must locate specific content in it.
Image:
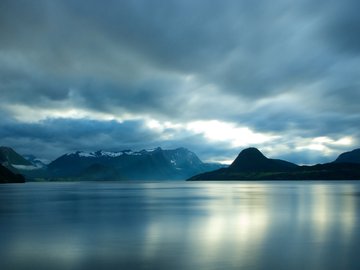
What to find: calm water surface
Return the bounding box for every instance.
[1,181,360,270]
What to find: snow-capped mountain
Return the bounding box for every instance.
[0,145,224,181]
[48,147,223,180]
[64,149,142,158]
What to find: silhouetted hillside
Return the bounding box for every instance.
[189,147,360,180]
[0,164,25,183]
[0,146,32,166]
[334,148,360,164]
[228,147,298,172]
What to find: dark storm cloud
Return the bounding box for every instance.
[241,99,360,138]
[1,0,360,163]
[0,118,159,161]
[0,0,358,106]
[321,0,360,54]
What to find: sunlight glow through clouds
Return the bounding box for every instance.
[296,136,353,153]
[146,119,183,131]
[186,120,277,147]
[145,118,279,155]
[146,118,276,147]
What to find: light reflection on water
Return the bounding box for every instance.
[1,181,360,270]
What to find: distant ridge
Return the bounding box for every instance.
[189,147,360,180]
[47,147,223,181]
[0,145,225,181]
[334,148,360,164]
[228,147,298,172]
[0,146,47,179]
[3,144,360,182]
[0,146,32,166]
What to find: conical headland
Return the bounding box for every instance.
[228,147,268,172]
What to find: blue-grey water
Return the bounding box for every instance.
[1,181,360,270]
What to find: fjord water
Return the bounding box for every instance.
[1,181,360,270]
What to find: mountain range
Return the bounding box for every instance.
[2,145,360,182]
[189,147,360,180]
[47,147,223,180]
[0,146,223,181]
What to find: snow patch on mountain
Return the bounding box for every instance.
[98,151,124,157]
[66,150,145,158]
[78,152,96,158]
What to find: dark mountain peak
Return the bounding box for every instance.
[174,147,189,152]
[0,146,13,151]
[95,150,103,155]
[228,147,296,173]
[149,147,162,153]
[334,148,360,164]
[0,146,32,166]
[238,147,266,159]
[172,148,198,158]
[229,148,267,169]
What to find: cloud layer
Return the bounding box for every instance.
[1,0,359,164]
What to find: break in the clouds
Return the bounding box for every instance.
[0,0,360,164]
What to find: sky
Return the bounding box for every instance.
[1,0,360,164]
